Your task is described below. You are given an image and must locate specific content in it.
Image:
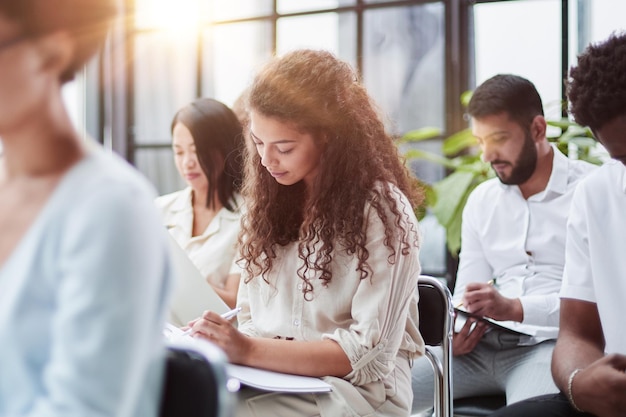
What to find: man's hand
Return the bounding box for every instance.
[462,282,523,322]
[573,354,626,417]
[453,316,488,356]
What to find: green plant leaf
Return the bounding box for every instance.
[460,90,473,107]
[431,170,476,226]
[398,127,442,143]
[561,136,597,148]
[546,118,577,129]
[442,128,477,156]
[444,179,482,256]
[404,149,457,169]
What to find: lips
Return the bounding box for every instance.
[184,173,201,181]
[491,162,509,172]
[268,170,286,178]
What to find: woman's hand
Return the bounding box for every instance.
[187,310,252,364]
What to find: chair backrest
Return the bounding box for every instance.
[417,275,455,417]
[159,339,236,417]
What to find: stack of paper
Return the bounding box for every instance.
[165,336,332,394]
[226,364,332,393]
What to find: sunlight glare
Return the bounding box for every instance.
[137,0,207,34]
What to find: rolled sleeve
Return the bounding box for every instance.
[324,189,422,386]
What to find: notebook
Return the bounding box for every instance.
[454,307,534,337]
[166,336,332,394]
[166,234,230,327]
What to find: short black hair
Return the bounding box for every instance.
[0,0,118,83]
[567,32,626,131]
[468,74,544,128]
[171,98,244,212]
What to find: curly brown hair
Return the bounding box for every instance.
[239,49,424,299]
[567,32,626,131]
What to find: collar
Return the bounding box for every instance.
[497,144,569,197]
[542,144,570,196]
[168,187,241,217]
[168,187,193,213]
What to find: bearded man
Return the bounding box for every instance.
[411,74,596,414]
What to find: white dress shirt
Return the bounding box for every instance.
[455,147,596,343]
[560,160,626,354]
[155,187,242,289]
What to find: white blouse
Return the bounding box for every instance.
[236,183,424,415]
[155,187,242,289]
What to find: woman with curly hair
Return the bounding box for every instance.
[186,49,425,416]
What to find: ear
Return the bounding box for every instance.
[530,115,547,143]
[34,31,75,80]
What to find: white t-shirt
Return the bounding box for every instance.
[560,160,626,354]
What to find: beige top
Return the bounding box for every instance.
[237,183,424,415]
[155,187,242,288]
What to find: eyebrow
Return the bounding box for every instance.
[474,130,510,141]
[249,131,296,145]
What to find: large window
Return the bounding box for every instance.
[106,0,625,280]
[128,0,450,276]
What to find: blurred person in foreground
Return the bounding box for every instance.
[0,1,173,416]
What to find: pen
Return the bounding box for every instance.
[455,279,496,308]
[180,307,242,337]
[221,306,242,321]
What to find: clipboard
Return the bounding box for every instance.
[166,234,229,327]
[454,307,534,337]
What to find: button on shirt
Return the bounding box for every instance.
[560,161,626,354]
[454,147,596,343]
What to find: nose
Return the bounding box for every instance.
[260,147,275,168]
[480,142,497,163]
[183,152,197,168]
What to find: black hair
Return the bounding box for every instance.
[468,74,544,128]
[171,98,244,212]
[567,32,626,131]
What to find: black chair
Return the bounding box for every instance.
[417,276,507,417]
[159,338,237,417]
[453,395,506,417]
[417,275,454,417]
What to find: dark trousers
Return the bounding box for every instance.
[489,392,596,417]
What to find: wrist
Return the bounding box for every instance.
[509,298,524,322]
[567,368,585,413]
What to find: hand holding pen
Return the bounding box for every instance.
[455,279,495,309]
[181,306,241,337]
[460,278,523,322]
[182,306,251,362]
